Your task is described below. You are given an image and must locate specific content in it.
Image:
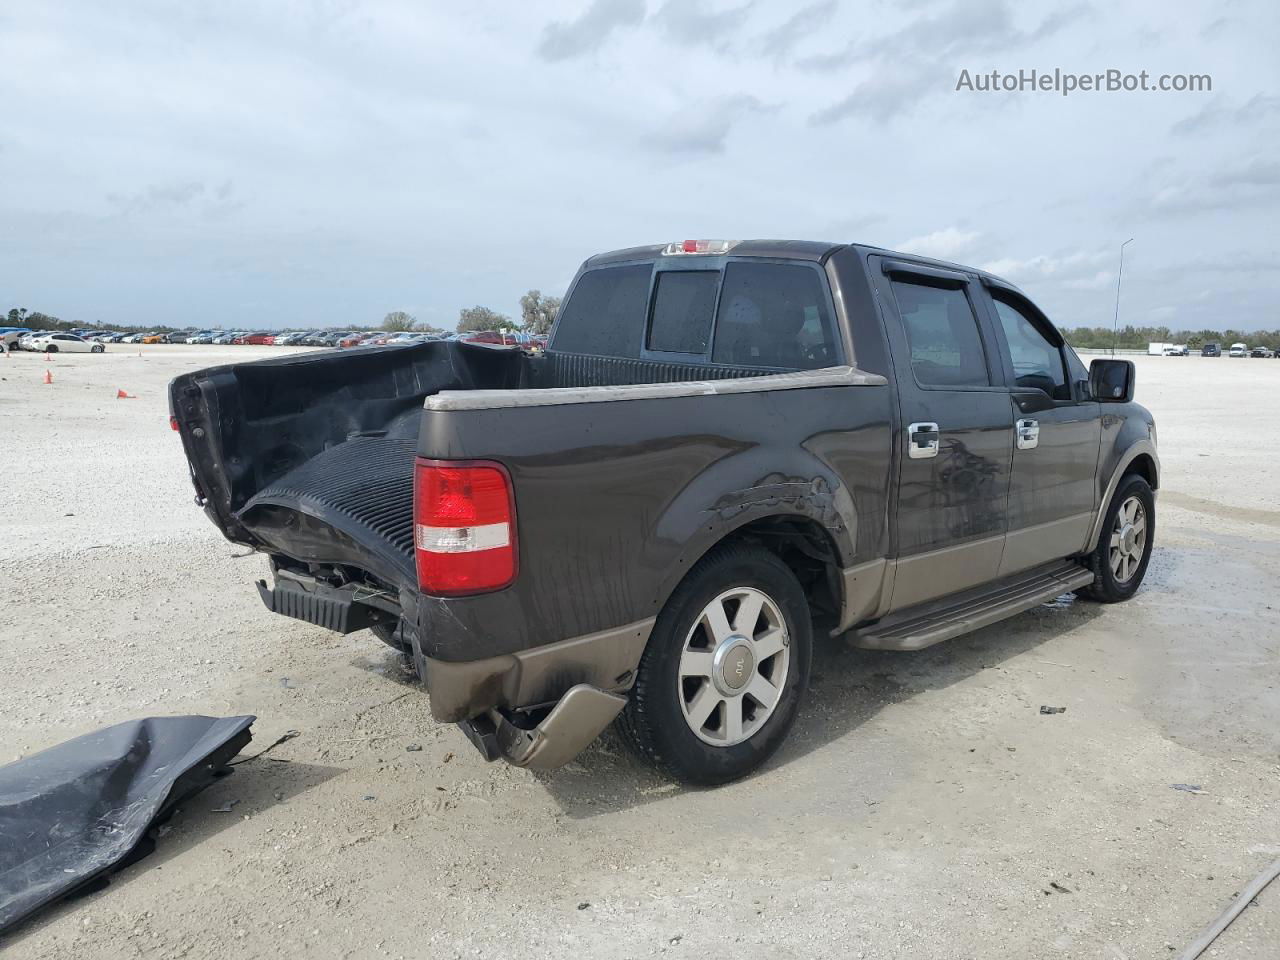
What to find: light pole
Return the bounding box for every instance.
[1112,238,1133,356]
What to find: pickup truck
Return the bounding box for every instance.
[170,239,1158,785]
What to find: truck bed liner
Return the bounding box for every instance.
[238,436,417,577]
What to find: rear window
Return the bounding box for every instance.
[711,262,837,369]
[890,279,990,387]
[647,271,717,354]
[553,263,652,358]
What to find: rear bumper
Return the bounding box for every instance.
[459,685,628,770]
[420,617,654,721]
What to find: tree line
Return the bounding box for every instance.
[1062,325,1280,350]
[7,289,564,338]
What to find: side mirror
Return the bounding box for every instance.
[1089,358,1135,402]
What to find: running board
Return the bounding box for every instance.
[848,560,1094,652]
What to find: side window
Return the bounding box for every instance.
[991,296,1070,400]
[552,263,652,359]
[647,271,717,354]
[889,279,990,387]
[711,262,837,370]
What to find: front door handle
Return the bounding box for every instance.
[1016,418,1039,450]
[908,421,940,459]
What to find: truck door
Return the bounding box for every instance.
[978,283,1102,574]
[870,258,1014,611]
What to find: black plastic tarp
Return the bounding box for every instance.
[0,714,255,934]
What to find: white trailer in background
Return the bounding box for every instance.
[1148,342,1172,355]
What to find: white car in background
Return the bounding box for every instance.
[1228,342,1248,358]
[27,332,105,354]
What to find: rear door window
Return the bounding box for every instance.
[889,279,991,387]
[553,263,652,359]
[711,262,837,369]
[647,271,718,354]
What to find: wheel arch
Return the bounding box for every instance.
[1085,438,1160,552]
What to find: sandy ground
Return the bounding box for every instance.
[1,345,1278,959]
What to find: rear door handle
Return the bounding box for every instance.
[907,421,940,459]
[1016,418,1039,450]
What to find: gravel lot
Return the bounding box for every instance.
[2,345,1278,959]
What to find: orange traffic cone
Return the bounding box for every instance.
[116,388,134,399]
[43,370,53,385]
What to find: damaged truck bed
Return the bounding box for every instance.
[170,239,1158,784]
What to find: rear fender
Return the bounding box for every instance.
[649,444,858,611]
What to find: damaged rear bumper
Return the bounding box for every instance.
[459,685,627,770]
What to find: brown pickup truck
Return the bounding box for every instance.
[171,239,1158,784]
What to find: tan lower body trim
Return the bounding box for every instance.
[998,512,1094,577]
[889,535,1005,611]
[425,618,655,722]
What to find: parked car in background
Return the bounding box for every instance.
[1161,345,1188,356]
[0,327,31,351]
[461,330,519,346]
[185,331,217,344]
[1200,342,1221,357]
[274,332,308,346]
[1251,346,1274,358]
[338,333,372,348]
[28,332,104,353]
[1228,343,1248,357]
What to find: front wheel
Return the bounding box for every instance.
[91,344,104,353]
[46,344,58,353]
[1077,474,1155,603]
[617,542,812,786]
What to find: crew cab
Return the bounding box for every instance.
[171,239,1158,784]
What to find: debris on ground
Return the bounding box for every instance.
[1171,783,1206,794]
[0,715,255,933]
[1039,705,1066,715]
[211,799,240,813]
[405,744,422,752]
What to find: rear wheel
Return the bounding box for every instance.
[46,344,58,353]
[618,543,812,785]
[91,343,104,353]
[1077,474,1155,602]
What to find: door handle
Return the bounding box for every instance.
[1016,418,1039,450]
[907,421,940,459]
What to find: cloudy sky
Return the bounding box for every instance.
[2,0,1278,332]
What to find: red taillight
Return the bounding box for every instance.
[169,415,179,431]
[413,458,516,596]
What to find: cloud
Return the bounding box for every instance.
[896,227,981,259]
[536,0,645,61]
[1063,270,1116,291]
[803,0,1088,72]
[980,249,1111,282]
[646,95,770,154]
[654,0,755,48]
[1137,157,1280,217]
[756,0,836,60]
[804,0,1088,119]
[1171,94,1280,136]
[809,64,941,124]
[107,181,206,216]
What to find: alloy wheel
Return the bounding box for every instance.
[677,586,790,746]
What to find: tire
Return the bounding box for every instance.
[617,542,812,786]
[1077,474,1155,603]
[46,344,58,353]
[91,344,104,353]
